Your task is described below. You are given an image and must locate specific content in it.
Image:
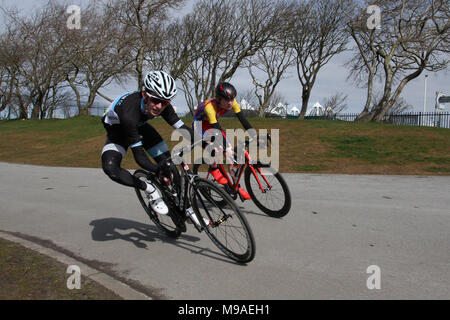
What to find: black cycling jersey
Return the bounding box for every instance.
[102,91,184,149]
[101,91,193,189]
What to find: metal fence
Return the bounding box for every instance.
[301,112,450,129]
[7,105,448,129]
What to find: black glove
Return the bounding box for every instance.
[157,158,174,179]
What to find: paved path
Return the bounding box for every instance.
[0,162,449,299]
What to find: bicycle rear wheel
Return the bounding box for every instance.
[134,169,182,238]
[244,163,291,218]
[190,178,255,263]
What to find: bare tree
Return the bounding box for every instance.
[0,3,71,119]
[105,0,185,90]
[0,6,30,119]
[247,35,295,117]
[346,2,381,121]
[0,30,22,117]
[177,0,243,112]
[350,0,449,122]
[178,0,291,113]
[322,92,348,117]
[288,0,352,119]
[62,1,134,116]
[159,11,210,115]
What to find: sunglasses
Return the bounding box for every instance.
[146,92,170,107]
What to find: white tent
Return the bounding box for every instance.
[308,102,325,116]
[288,106,300,116]
[271,102,287,117]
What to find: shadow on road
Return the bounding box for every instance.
[89,217,242,265]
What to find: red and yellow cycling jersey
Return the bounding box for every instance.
[193,98,241,131]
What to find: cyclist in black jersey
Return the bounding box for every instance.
[101,71,193,215]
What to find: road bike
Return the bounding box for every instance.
[193,134,291,218]
[133,142,255,263]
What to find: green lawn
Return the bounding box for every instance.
[0,116,449,175]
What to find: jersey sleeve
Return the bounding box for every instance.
[232,99,241,114]
[204,103,218,125]
[161,104,184,129]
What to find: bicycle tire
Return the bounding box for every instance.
[244,163,291,218]
[190,178,255,263]
[192,163,229,206]
[133,169,182,238]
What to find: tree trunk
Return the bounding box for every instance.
[30,93,43,119]
[136,47,145,90]
[367,60,394,122]
[16,85,28,119]
[355,71,374,122]
[79,107,89,116]
[259,104,266,118]
[67,75,83,115]
[299,88,310,120]
[355,111,374,122]
[18,106,28,119]
[84,93,97,116]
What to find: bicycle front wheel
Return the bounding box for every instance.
[190,178,255,263]
[134,169,182,238]
[192,163,230,206]
[244,163,291,218]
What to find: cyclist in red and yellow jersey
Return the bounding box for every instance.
[192,82,254,200]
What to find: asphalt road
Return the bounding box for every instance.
[0,162,449,299]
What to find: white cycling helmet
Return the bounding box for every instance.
[143,70,177,101]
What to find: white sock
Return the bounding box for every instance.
[146,183,156,194]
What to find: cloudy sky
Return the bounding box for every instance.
[1,0,449,114]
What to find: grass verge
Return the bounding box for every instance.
[0,237,122,300]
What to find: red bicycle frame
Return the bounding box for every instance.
[206,147,273,198]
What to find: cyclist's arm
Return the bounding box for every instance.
[236,111,253,131]
[131,146,158,172]
[234,101,256,138]
[161,104,194,143]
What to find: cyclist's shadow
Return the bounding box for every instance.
[89,217,200,250]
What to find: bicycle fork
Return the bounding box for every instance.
[192,185,232,229]
[249,165,272,193]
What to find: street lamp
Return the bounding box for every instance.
[423,75,428,113]
[423,74,428,125]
